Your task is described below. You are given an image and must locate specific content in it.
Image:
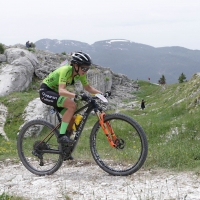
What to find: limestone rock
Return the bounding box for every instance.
[0,103,9,141]
[5,48,38,68]
[0,48,38,96]
[0,54,6,62]
[0,63,34,96]
[19,98,60,134]
[34,49,68,79]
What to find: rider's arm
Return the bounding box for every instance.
[79,74,102,95]
[58,84,76,98]
[83,84,102,95]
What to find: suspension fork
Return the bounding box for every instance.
[97,112,117,147]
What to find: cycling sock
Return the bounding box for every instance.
[60,108,67,115]
[59,122,69,136]
[57,96,67,107]
[58,109,67,136]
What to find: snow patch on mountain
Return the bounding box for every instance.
[106,39,130,44]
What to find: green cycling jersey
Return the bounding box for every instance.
[43,65,89,92]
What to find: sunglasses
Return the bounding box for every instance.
[80,66,90,72]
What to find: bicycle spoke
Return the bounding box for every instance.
[90,114,148,176]
[18,119,63,176]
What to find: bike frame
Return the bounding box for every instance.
[36,97,117,156]
[36,98,100,154]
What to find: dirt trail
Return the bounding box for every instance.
[0,160,199,200]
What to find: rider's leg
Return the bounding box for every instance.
[60,108,75,131]
[39,85,76,144]
[57,97,77,143]
[59,98,76,134]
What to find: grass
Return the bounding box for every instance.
[1,76,200,200]
[73,78,200,172]
[0,192,26,200]
[121,78,200,172]
[1,75,200,173]
[0,76,40,160]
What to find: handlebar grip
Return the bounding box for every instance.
[104,91,111,97]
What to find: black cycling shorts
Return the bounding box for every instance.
[39,83,63,111]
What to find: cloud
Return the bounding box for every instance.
[1,0,200,49]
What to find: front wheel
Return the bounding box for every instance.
[90,113,148,176]
[17,119,63,176]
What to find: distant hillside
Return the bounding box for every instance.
[126,73,200,170]
[35,39,200,84]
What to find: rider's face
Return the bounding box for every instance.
[78,65,90,75]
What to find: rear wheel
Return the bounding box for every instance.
[17,119,63,176]
[90,113,148,176]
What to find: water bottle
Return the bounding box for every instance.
[72,114,83,131]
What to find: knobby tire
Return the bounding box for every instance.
[17,119,63,176]
[90,113,148,176]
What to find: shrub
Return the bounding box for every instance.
[27,48,35,53]
[0,43,5,54]
[30,42,36,48]
[105,77,110,81]
[61,52,66,55]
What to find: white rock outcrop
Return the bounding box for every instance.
[0,54,6,62]
[0,103,9,140]
[19,98,60,133]
[0,48,39,96]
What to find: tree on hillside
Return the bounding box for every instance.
[178,72,187,83]
[158,75,166,85]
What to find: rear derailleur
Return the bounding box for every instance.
[32,141,50,166]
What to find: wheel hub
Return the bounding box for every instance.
[114,138,125,149]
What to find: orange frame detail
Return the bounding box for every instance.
[99,113,117,148]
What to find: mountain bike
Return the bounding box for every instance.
[17,94,148,176]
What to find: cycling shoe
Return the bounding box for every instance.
[57,135,75,144]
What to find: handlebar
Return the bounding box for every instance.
[77,91,111,103]
[86,91,111,103]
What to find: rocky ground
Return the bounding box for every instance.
[0,159,199,200]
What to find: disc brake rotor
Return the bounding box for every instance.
[114,138,125,149]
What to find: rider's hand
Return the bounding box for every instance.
[80,93,89,101]
[104,91,111,97]
[75,93,88,101]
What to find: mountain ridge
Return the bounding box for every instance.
[35,39,200,84]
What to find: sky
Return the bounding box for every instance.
[1,0,200,50]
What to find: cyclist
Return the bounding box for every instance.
[39,52,102,144]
